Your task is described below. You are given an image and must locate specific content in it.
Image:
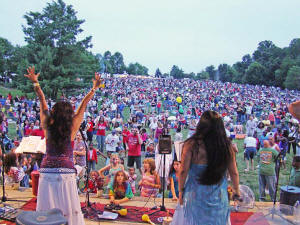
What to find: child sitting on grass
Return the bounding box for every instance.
[109,170,133,205]
[145,142,155,158]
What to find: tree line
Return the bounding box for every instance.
[0,0,299,100]
[165,39,300,90]
[0,0,149,98]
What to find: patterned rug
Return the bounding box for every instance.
[0,198,269,225]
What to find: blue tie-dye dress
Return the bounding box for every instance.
[183,164,230,225]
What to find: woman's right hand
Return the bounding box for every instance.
[178,192,183,205]
[232,189,241,201]
[24,66,40,83]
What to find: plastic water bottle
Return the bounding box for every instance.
[294,200,300,224]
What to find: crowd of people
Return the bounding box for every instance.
[0,70,300,224]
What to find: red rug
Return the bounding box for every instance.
[0,198,269,225]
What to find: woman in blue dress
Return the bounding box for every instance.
[178,110,240,225]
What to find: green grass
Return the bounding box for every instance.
[0,85,34,98]
[234,139,293,201]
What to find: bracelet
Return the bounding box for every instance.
[33,82,40,87]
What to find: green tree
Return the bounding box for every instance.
[289,38,300,59]
[205,65,216,80]
[252,40,283,85]
[102,51,113,73]
[0,37,15,75]
[170,65,184,79]
[232,62,245,83]
[242,54,252,68]
[243,62,266,85]
[20,0,97,98]
[127,63,148,75]
[218,64,231,82]
[155,68,162,78]
[274,56,296,87]
[110,52,126,74]
[284,66,300,90]
[196,71,210,80]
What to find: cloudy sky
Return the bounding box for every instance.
[1,0,300,74]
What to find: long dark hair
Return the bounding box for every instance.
[113,170,128,191]
[184,110,232,185]
[169,160,181,178]
[45,101,74,151]
[4,152,17,173]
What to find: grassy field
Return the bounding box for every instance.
[1,86,294,201]
[0,86,34,99]
[234,139,293,201]
[5,116,294,201]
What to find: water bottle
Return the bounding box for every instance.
[294,200,300,224]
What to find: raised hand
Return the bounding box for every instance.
[92,72,103,90]
[289,100,300,121]
[24,66,40,83]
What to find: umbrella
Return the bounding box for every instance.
[290,118,299,124]
[168,116,177,121]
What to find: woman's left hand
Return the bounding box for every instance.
[92,72,103,90]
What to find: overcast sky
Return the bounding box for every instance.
[1,0,300,74]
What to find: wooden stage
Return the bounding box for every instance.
[0,188,298,225]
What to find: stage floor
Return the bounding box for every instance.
[0,188,298,225]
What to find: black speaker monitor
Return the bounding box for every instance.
[158,135,172,154]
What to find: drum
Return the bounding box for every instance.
[280,185,300,215]
[16,208,67,225]
[31,170,40,196]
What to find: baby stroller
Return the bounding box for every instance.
[0,133,13,152]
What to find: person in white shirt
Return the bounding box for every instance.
[245,104,253,120]
[149,118,158,137]
[105,129,120,153]
[244,134,257,172]
[246,116,257,137]
[111,101,117,115]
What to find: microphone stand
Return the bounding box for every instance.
[79,128,101,220]
[79,128,91,207]
[150,126,173,216]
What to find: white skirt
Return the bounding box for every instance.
[37,172,85,225]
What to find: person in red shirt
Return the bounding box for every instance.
[31,124,45,139]
[157,101,162,114]
[25,122,34,136]
[85,116,94,144]
[96,116,107,153]
[87,143,98,171]
[126,126,143,174]
[7,93,12,101]
[268,111,275,127]
[122,125,130,156]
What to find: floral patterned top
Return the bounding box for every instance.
[5,167,25,184]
